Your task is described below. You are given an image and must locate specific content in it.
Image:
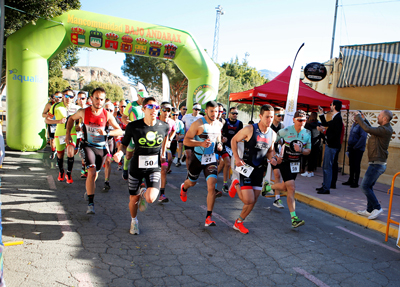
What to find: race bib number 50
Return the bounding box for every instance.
[139,155,158,169]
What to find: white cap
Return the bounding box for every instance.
[193,104,201,110]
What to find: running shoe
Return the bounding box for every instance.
[122,169,128,180]
[86,203,95,214]
[357,209,371,217]
[261,180,272,197]
[175,162,181,167]
[205,216,216,227]
[158,194,169,203]
[117,162,123,170]
[180,183,187,202]
[273,199,284,209]
[167,169,172,174]
[291,216,305,228]
[80,170,87,178]
[130,219,139,235]
[233,219,249,234]
[102,182,110,192]
[57,171,65,182]
[138,188,148,212]
[222,185,229,193]
[229,179,239,198]
[49,151,57,160]
[66,173,73,184]
[215,189,222,198]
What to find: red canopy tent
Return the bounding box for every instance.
[229,66,350,111]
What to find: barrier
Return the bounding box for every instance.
[385,171,400,242]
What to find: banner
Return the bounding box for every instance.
[162,73,170,102]
[283,43,305,128]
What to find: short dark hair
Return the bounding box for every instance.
[171,107,178,113]
[217,102,223,107]
[54,91,61,95]
[274,106,283,112]
[332,100,342,112]
[229,107,237,112]
[143,96,157,106]
[260,104,274,115]
[161,101,171,106]
[62,88,75,96]
[78,91,86,96]
[91,87,106,97]
[206,100,218,109]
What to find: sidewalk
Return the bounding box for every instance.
[289,168,400,238]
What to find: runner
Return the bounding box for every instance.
[172,107,185,167]
[157,102,176,203]
[229,104,277,234]
[45,89,80,184]
[114,97,169,234]
[179,101,223,227]
[181,103,203,168]
[42,91,62,159]
[266,110,311,228]
[220,106,243,193]
[262,106,286,209]
[65,87,122,214]
[102,101,118,192]
[115,100,128,170]
[76,91,89,178]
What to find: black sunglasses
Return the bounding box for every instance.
[231,112,238,115]
[106,109,113,112]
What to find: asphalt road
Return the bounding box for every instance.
[2,150,399,286]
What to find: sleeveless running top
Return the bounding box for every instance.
[222,118,243,148]
[271,122,282,134]
[194,117,221,161]
[83,107,108,149]
[243,123,275,167]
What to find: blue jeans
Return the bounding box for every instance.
[361,164,386,212]
[322,146,339,190]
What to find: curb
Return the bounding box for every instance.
[295,191,399,239]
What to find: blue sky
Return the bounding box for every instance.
[76,0,400,83]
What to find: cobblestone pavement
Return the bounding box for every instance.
[2,150,400,286]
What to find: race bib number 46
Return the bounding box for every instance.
[138,155,158,169]
[235,164,254,177]
[201,153,216,165]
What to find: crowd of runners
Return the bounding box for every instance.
[43,87,311,235]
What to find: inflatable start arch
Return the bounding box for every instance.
[6,10,219,151]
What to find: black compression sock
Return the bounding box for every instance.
[206,211,212,218]
[160,188,165,195]
[57,157,64,173]
[88,194,94,205]
[67,157,74,174]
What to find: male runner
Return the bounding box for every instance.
[45,89,80,184]
[171,107,185,167]
[180,101,223,227]
[115,100,128,170]
[42,91,62,159]
[181,103,203,168]
[229,104,277,234]
[266,110,311,228]
[262,106,285,209]
[102,101,118,192]
[114,97,169,234]
[66,87,122,214]
[220,106,243,192]
[178,105,187,120]
[157,102,176,203]
[76,91,89,178]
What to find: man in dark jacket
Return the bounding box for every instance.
[355,110,393,220]
[343,115,368,188]
[316,100,343,194]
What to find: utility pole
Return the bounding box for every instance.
[330,0,339,59]
[212,5,224,63]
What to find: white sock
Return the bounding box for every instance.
[132,217,137,222]
[275,194,280,200]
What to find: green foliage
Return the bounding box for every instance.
[48,77,70,96]
[2,0,81,91]
[82,81,124,103]
[122,55,187,108]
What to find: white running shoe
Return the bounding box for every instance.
[308,172,314,177]
[357,209,371,217]
[273,199,284,209]
[86,204,95,214]
[368,208,383,220]
[138,188,148,212]
[130,219,139,235]
[301,171,309,177]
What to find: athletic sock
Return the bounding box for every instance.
[275,194,280,200]
[223,181,227,186]
[67,157,74,174]
[132,217,137,222]
[182,186,187,192]
[160,188,165,195]
[290,211,297,221]
[57,157,64,173]
[123,156,131,170]
[206,211,212,218]
[51,147,55,152]
[88,194,94,205]
[177,158,180,163]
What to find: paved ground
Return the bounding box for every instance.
[2,150,400,286]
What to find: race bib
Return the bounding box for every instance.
[50,125,56,133]
[76,131,83,139]
[138,155,158,169]
[201,153,216,165]
[58,135,66,145]
[225,146,233,157]
[290,162,300,173]
[235,164,254,177]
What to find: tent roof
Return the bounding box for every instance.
[229,66,350,111]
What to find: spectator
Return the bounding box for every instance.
[301,112,322,177]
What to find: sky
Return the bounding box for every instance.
[76,0,400,83]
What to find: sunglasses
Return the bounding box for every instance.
[218,111,224,113]
[80,97,86,100]
[193,108,201,111]
[55,96,62,99]
[145,104,160,110]
[182,108,187,110]
[171,114,178,116]
[120,105,126,108]
[64,94,74,99]
[162,108,171,112]
[296,118,307,122]
[231,112,238,115]
[276,114,283,117]
[106,109,113,112]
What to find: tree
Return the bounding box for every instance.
[122,55,187,108]
[48,77,70,96]
[2,0,81,93]
[82,81,124,103]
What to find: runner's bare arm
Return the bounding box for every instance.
[42,103,51,118]
[97,112,123,137]
[183,119,207,148]
[45,112,65,125]
[121,114,131,125]
[267,135,278,166]
[160,135,168,164]
[231,125,253,166]
[113,144,127,163]
[65,109,85,145]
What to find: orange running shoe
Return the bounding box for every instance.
[57,171,65,182]
[229,179,239,198]
[205,216,216,227]
[66,173,73,184]
[233,219,249,234]
[180,183,187,202]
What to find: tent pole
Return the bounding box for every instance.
[227,80,231,111]
[250,97,255,121]
[342,109,349,175]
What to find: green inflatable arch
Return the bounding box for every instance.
[6,10,219,151]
